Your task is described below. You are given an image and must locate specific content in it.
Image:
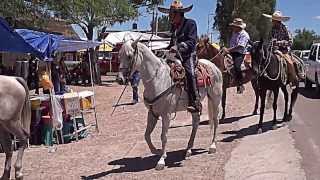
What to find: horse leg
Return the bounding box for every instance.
[144,111,159,155]
[272,88,280,130]
[281,86,289,122]
[288,85,299,121]
[0,127,13,180]
[185,112,200,158]
[266,90,273,110]
[5,121,28,180]
[207,96,220,154]
[251,80,259,115]
[155,114,170,170]
[221,87,227,120]
[258,88,267,134]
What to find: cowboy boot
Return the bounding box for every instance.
[186,75,202,113]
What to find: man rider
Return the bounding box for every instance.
[263,10,304,85]
[158,0,201,113]
[223,18,250,94]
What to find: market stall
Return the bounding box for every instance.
[0,17,101,146]
[16,28,101,145]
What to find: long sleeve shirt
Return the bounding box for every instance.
[269,23,293,52]
[168,18,198,60]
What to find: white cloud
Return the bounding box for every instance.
[313,16,320,20]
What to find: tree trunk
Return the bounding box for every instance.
[87,24,102,85]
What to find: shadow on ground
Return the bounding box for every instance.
[297,87,320,100]
[81,149,207,180]
[219,114,255,124]
[221,119,286,142]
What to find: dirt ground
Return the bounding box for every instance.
[0,77,257,180]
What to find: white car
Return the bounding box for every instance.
[293,50,310,61]
[304,43,320,89]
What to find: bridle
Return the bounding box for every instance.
[256,41,282,81]
[198,42,223,62]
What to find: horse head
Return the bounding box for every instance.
[196,37,225,71]
[118,37,142,80]
[250,39,280,78]
[250,39,266,71]
[196,37,220,59]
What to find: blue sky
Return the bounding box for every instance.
[75,0,320,40]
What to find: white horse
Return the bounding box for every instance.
[0,75,31,180]
[118,40,223,170]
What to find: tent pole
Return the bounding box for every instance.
[47,62,55,146]
[88,49,99,133]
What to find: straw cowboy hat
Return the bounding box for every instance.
[262,10,291,22]
[229,18,247,29]
[158,0,193,14]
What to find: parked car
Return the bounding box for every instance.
[293,50,310,61]
[304,43,320,89]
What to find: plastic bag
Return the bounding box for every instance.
[51,96,63,130]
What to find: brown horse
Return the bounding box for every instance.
[0,75,31,180]
[197,37,259,119]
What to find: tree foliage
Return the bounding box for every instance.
[150,15,170,32]
[45,0,138,40]
[292,28,319,50]
[214,0,276,45]
[0,0,50,27]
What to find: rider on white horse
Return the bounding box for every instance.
[158,0,201,113]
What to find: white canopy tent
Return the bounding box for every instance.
[104,31,170,50]
[55,40,102,133]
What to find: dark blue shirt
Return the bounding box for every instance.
[169,18,198,60]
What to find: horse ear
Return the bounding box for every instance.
[204,36,209,43]
[132,35,142,49]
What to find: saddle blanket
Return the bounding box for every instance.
[170,62,214,87]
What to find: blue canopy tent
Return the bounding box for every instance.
[15,28,100,132]
[15,29,101,59]
[15,29,62,61]
[0,17,42,58]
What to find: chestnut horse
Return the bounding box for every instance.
[197,38,259,119]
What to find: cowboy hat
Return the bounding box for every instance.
[262,10,291,22]
[229,18,246,29]
[158,0,193,14]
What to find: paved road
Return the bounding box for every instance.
[288,85,320,180]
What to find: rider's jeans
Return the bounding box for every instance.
[231,52,245,85]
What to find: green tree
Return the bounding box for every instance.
[43,0,139,84]
[46,0,138,41]
[150,15,170,32]
[292,28,319,50]
[0,0,49,27]
[214,0,276,45]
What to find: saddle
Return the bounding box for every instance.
[169,62,214,87]
[273,51,306,83]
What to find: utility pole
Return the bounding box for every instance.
[207,13,214,41]
[155,4,159,35]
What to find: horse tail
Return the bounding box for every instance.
[16,77,31,136]
[206,60,223,136]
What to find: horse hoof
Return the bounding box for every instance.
[284,115,293,122]
[151,149,162,155]
[272,124,278,130]
[209,147,217,154]
[155,163,165,171]
[0,176,10,180]
[252,111,258,115]
[185,149,192,158]
[16,177,23,180]
[221,113,225,120]
[257,128,263,134]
